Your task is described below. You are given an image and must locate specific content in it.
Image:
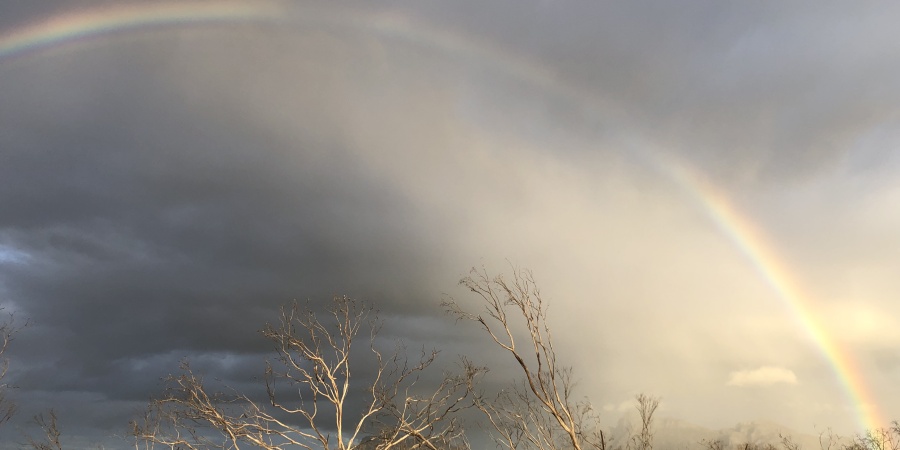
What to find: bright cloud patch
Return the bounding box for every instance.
[727,366,798,387]
[0,245,30,264]
[603,400,635,412]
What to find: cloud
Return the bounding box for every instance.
[603,400,636,413]
[727,367,798,387]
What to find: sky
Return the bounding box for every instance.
[1,0,900,447]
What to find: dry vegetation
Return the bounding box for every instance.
[5,269,900,450]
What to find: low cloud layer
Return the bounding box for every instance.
[728,367,799,387]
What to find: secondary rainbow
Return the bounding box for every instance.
[0,1,885,433]
[0,0,608,132]
[0,3,288,62]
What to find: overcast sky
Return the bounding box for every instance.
[1,1,900,447]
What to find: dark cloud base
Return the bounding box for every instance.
[0,20,475,446]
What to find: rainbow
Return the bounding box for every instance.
[662,158,886,433]
[0,1,604,124]
[0,2,290,63]
[0,0,885,434]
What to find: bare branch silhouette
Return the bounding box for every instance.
[132,296,475,450]
[444,267,607,450]
[630,394,659,450]
[27,410,63,450]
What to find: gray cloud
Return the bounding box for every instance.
[408,1,900,183]
[1,1,899,446]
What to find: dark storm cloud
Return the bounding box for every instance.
[0,18,468,442]
[0,1,69,31]
[409,1,900,183]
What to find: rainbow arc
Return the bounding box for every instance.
[0,1,885,433]
[664,160,885,433]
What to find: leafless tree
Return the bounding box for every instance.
[0,311,23,428]
[854,425,900,450]
[818,428,840,450]
[27,410,63,450]
[779,433,801,450]
[444,267,607,450]
[739,444,777,450]
[700,438,727,450]
[629,394,658,450]
[132,296,476,450]
[843,442,869,450]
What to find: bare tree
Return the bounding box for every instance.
[779,433,801,450]
[444,267,607,450]
[700,438,727,450]
[737,444,778,450]
[27,410,63,450]
[854,425,900,450]
[630,394,658,450]
[132,296,476,450]
[818,428,840,450]
[0,311,23,428]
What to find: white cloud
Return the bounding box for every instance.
[603,400,636,413]
[727,366,798,387]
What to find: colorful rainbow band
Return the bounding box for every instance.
[663,159,885,433]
